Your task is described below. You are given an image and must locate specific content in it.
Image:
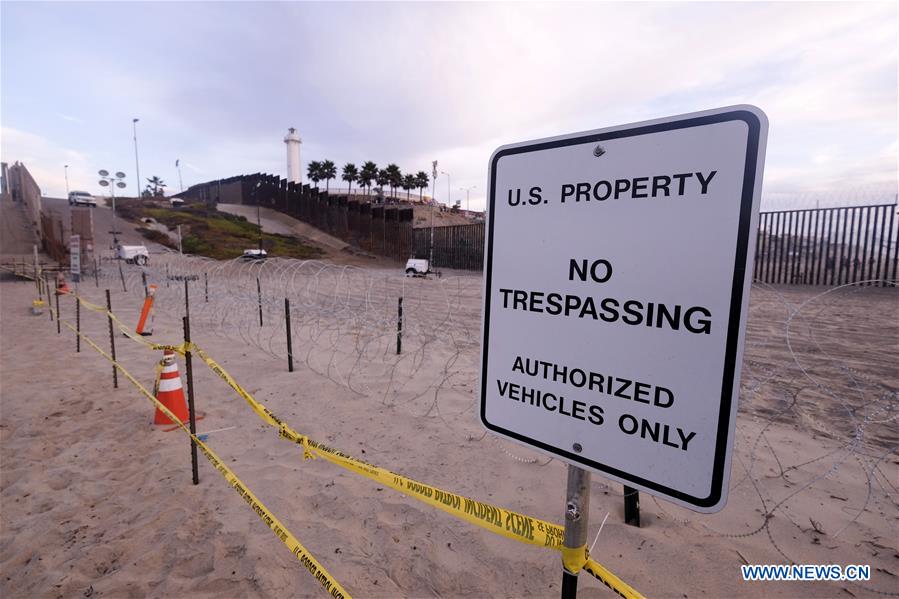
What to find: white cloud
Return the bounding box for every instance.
[0,127,93,198]
[1,1,895,210]
[57,113,84,124]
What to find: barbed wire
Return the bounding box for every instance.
[73,252,898,596]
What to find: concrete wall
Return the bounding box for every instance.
[7,161,42,241]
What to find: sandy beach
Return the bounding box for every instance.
[1,243,896,598]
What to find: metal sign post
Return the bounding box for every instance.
[69,235,81,284]
[561,465,590,599]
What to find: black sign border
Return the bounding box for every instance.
[481,109,762,509]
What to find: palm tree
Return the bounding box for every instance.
[307,161,322,188]
[402,173,416,201]
[376,169,390,201]
[415,171,429,203]
[385,163,402,200]
[146,176,167,197]
[359,161,378,197]
[342,163,358,198]
[321,160,337,192]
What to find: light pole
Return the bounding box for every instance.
[64,165,70,197]
[98,170,127,246]
[176,159,184,192]
[254,180,263,251]
[430,161,438,266]
[440,171,451,207]
[132,118,141,199]
[460,185,476,212]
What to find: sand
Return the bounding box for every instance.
[1,223,897,597]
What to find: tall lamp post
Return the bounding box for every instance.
[132,118,141,199]
[440,170,452,207]
[176,159,184,192]
[64,165,70,197]
[460,185,476,212]
[429,161,438,266]
[253,180,263,250]
[98,170,127,246]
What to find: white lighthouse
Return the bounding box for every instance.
[284,127,302,184]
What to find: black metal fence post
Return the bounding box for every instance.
[106,289,118,389]
[182,316,199,485]
[204,272,208,303]
[257,276,263,326]
[285,298,294,372]
[45,274,53,322]
[874,205,888,286]
[75,295,81,353]
[624,485,640,527]
[396,297,403,355]
[184,279,191,319]
[55,288,61,334]
[118,262,127,292]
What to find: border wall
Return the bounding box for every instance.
[755,203,898,286]
[181,177,898,281]
[6,161,43,242]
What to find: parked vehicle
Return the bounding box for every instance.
[240,249,267,261]
[405,258,440,277]
[68,191,97,207]
[116,244,150,265]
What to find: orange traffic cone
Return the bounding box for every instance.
[55,272,70,295]
[154,350,190,425]
[136,284,157,336]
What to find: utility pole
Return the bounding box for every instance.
[132,118,141,199]
[64,165,70,197]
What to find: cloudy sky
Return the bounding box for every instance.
[2,1,896,210]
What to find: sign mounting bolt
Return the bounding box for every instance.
[593,145,606,157]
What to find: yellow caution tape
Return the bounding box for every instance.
[187,341,570,550]
[191,345,284,427]
[56,316,350,599]
[75,295,187,354]
[190,337,644,597]
[562,544,587,574]
[61,294,643,598]
[188,344,565,547]
[279,425,566,550]
[584,557,644,599]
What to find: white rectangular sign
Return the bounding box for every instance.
[69,234,81,277]
[480,106,768,512]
